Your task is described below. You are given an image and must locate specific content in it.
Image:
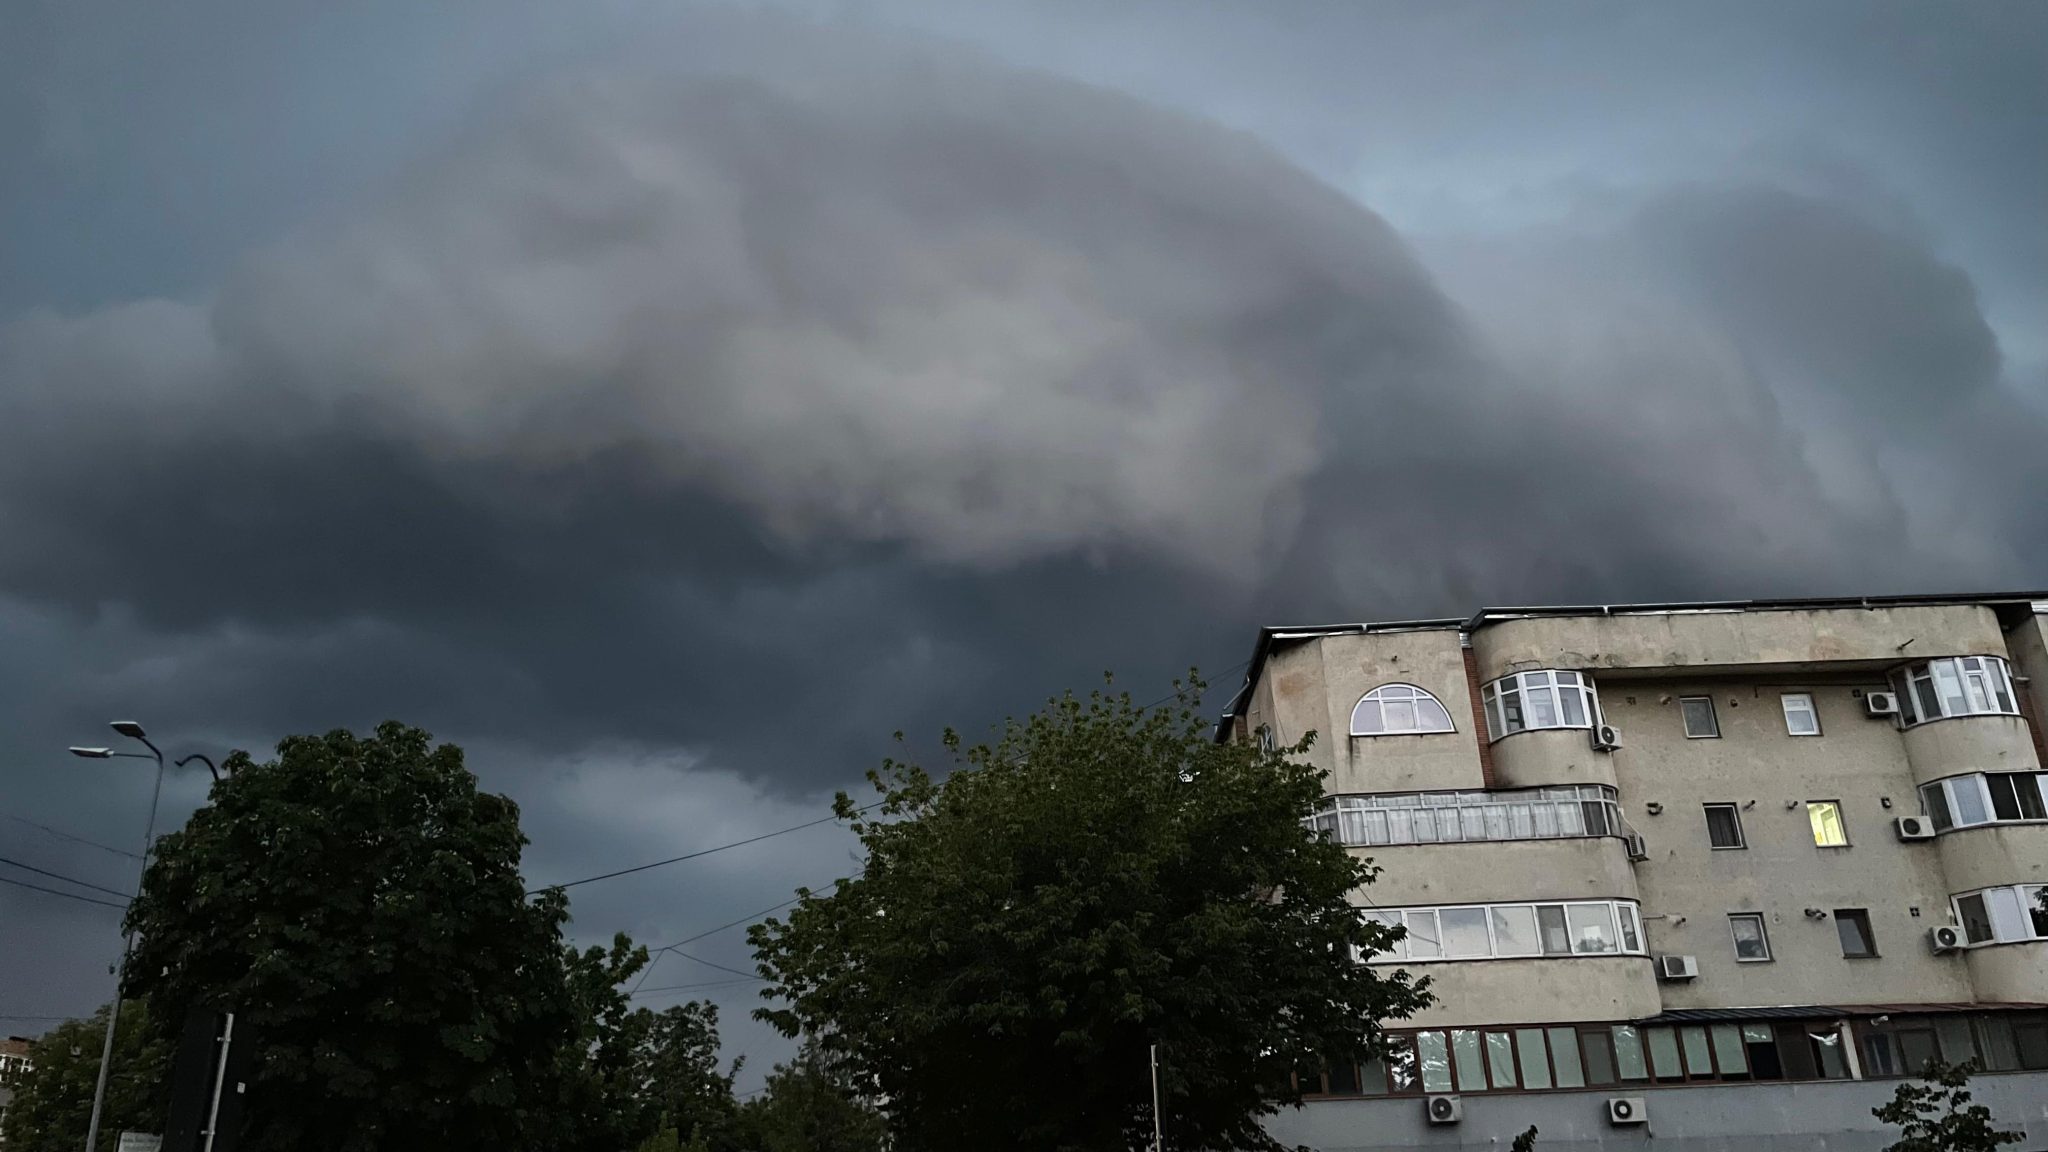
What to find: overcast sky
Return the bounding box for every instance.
[2,0,2044,1088]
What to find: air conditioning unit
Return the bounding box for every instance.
[1894,816,1936,841]
[1424,1094,1462,1124]
[1865,692,1900,717]
[1656,954,1699,981]
[1590,723,1622,751]
[1623,833,1650,861]
[1929,925,1964,953]
[1607,1096,1648,1125]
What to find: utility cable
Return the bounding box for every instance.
[0,874,128,909]
[526,805,880,896]
[0,855,134,900]
[1,813,141,860]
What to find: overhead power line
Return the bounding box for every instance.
[526,805,879,896]
[0,874,128,910]
[2,813,142,860]
[0,855,134,901]
[629,977,766,998]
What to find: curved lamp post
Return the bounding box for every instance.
[67,721,213,1152]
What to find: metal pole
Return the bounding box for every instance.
[1150,1043,1163,1152]
[83,741,165,1152]
[201,1013,235,1152]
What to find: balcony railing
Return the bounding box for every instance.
[1308,786,1622,847]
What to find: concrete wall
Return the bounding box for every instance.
[1471,604,2008,680]
[1491,729,1620,791]
[1966,940,2048,1004]
[1264,1070,2048,1151]
[1391,956,1662,1029]
[1360,838,1639,908]
[1900,716,2040,786]
[1598,675,1976,1008]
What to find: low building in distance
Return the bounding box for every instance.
[1219,591,2048,1151]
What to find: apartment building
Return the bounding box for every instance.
[1218,593,2048,1151]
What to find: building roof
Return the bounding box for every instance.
[1214,590,2048,740]
[1638,1002,2047,1024]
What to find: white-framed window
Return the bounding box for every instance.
[1703,803,1746,849]
[1481,670,1600,741]
[1891,656,2019,728]
[1255,724,1278,755]
[1920,772,2048,832]
[1306,786,1621,847]
[1361,899,1646,963]
[1950,885,2048,946]
[1680,696,1720,738]
[1729,912,1772,961]
[1350,684,1456,736]
[1807,800,1849,847]
[1781,692,1821,736]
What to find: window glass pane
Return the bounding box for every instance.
[1417,698,1454,732]
[1808,801,1848,846]
[1383,698,1417,732]
[1612,1026,1648,1081]
[2020,777,2048,821]
[1935,1018,1977,1066]
[1440,908,1490,958]
[1776,1025,1820,1079]
[2013,1023,2048,1071]
[1950,778,1991,826]
[1862,1034,1899,1078]
[1516,1029,1552,1090]
[1548,1027,1586,1087]
[1957,894,1993,944]
[1526,684,1559,728]
[1705,804,1744,848]
[1680,1026,1715,1077]
[1352,699,1385,735]
[1782,693,1820,735]
[1836,910,1876,957]
[1386,1038,1419,1093]
[1912,673,1944,723]
[1986,887,2027,942]
[1922,782,1954,832]
[1647,1028,1684,1080]
[1581,1031,1617,1086]
[1357,1054,1388,1096]
[1486,1032,1517,1088]
[1559,685,1588,727]
[1485,695,1503,741]
[1988,774,2024,821]
[1363,910,1404,961]
[1567,903,1618,953]
[1326,1059,1360,1095]
[2032,888,2048,938]
[1976,1018,2019,1072]
[1405,910,1442,959]
[1711,1024,1749,1077]
[1416,1032,1452,1093]
[1537,905,1572,955]
[1500,685,1524,733]
[1617,904,1642,953]
[1934,660,1970,715]
[1993,666,2016,712]
[1811,1026,1849,1079]
[1963,668,1994,713]
[1681,697,1719,737]
[1491,906,1539,956]
[1730,914,1771,960]
[1451,1030,1486,1092]
[1746,1025,1785,1079]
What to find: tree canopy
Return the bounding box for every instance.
[0,999,170,1152]
[122,722,595,1152]
[750,676,1429,1151]
[1875,1060,2022,1152]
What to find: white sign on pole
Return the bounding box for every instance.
[116,1133,162,1152]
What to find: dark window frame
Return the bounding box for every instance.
[1835,908,1878,958]
[1703,803,1746,849]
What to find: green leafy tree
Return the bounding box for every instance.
[0,1000,171,1152]
[1873,1059,2021,1152]
[736,1039,887,1152]
[122,722,597,1152]
[634,1128,683,1152]
[750,676,1430,1152]
[624,1003,741,1150]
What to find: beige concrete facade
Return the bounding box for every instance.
[1227,595,2048,1035]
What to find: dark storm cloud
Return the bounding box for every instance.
[1,2,2044,1083]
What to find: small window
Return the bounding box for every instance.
[1807,801,1849,847]
[1955,893,1994,944]
[1350,684,1456,737]
[1730,913,1772,961]
[1835,909,1877,958]
[1680,696,1720,738]
[1781,693,1821,736]
[1986,773,2048,822]
[1704,803,1746,849]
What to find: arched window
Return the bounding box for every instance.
[1351,684,1456,736]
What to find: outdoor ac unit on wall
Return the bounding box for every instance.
[1929,925,1964,953]
[1655,954,1698,981]
[1607,1097,1648,1125]
[1894,816,1935,841]
[1424,1094,1462,1124]
[1590,723,1622,751]
[1865,692,1900,717]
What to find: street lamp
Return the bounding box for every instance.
[68,720,170,1152]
